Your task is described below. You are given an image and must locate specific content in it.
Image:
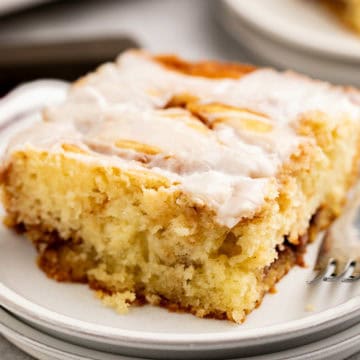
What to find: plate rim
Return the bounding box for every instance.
[1,284,360,347]
[2,305,360,360]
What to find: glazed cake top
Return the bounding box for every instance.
[5,51,360,227]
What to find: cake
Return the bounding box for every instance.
[1,50,360,323]
[321,0,360,33]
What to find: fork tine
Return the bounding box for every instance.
[341,261,360,282]
[308,258,337,284]
[322,259,339,282]
[331,260,356,281]
[342,274,360,282]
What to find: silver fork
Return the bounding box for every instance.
[309,182,360,284]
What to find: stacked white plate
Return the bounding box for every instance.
[218,0,360,86]
[1,84,360,360]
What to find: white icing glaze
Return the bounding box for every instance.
[3,51,360,228]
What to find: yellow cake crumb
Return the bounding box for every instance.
[97,291,136,314]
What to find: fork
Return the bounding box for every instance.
[309,182,360,284]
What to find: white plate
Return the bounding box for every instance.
[222,0,360,61]
[218,1,360,86]
[1,82,360,359]
[2,306,360,360]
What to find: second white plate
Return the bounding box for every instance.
[222,0,360,61]
[218,0,360,86]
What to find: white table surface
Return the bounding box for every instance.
[0,0,359,359]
